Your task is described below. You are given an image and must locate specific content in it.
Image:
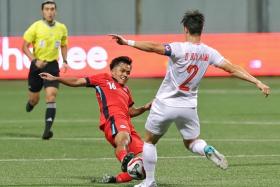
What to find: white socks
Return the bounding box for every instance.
[189,139,207,156]
[143,142,157,184]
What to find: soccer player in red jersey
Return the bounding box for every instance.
[40,56,152,183]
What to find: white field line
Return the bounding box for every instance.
[0,119,101,124]
[0,119,279,125]
[0,137,280,142]
[0,154,280,162]
[202,120,280,125]
[1,89,280,95]
[199,89,280,94]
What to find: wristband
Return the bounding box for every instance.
[63,60,68,64]
[127,40,136,46]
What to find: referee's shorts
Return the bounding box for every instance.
[28,59,60,92]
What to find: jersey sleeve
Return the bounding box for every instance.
[23,22,37,43]
[163,42,181,57]
[85,74,104,87]
[209,48,224,67]
[61,24,68,46]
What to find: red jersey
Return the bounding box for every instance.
[86,73,134,127]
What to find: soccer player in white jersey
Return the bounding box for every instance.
[110,10,270,187]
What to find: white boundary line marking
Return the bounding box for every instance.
[1,89,280,95]
[0,154,280,162]
[0,119,279,125]
[0,137,280,142]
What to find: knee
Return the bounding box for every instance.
[115,132,130,148]
[46,94,57,103]
[144,130,160,145]
[45,88,58,103]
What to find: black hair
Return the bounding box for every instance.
[41,0,56,10]
[181,10,204,35]
[110,56,132,70]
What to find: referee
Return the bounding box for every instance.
[22,0,68,140]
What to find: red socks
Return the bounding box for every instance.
[116,172,133,183]
[115,150,133,183]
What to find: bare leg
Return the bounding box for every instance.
[114,131,134,172]
[26,91,40,112]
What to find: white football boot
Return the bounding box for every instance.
[204,145,228,169]
[134,180,157,187]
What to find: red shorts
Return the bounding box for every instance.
[101,116,143,155]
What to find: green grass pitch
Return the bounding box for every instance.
[0,77,279,187]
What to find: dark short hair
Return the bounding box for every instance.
[41,0,56,10]
[110,56,132,70]
[181,10,204,35]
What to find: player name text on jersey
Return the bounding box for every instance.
[185,53,209,61]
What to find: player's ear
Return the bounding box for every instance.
[184,27,189,34]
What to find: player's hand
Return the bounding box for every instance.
[35,60,47,69]
[61,63,69,73]
[108,34,128,45]
[143,100,153,111]
[256,81,270,97]
[39,72,57,81]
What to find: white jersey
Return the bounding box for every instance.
[155,42,224,107]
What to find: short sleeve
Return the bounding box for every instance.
[209,48,224,67]
[23,22,37,43]
[163,42,181,58]
[61,24,68,46]
[86,74,105,87]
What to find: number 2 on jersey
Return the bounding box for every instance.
[179,65,198,91]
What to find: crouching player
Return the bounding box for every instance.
[40,56,151,183]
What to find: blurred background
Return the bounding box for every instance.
[0,0,280,79]
[1,0,280,36]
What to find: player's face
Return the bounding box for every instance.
[111,63,132,85]
[42,4,56,22]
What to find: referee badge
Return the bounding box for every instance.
[39,40,45,47]
[55,41,61,48]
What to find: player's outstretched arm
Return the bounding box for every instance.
[218,59,270,97]
[109,34,166,55]
[39,72,87,87]
[129,100,153,118]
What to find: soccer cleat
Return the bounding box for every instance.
[121,152,135,172]
[134,181,157,187]
[204,145,228,169]
[26,102,34,112]
[100,174,117,183]
[42,130,53,140]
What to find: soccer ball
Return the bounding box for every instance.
[127,157,146,180]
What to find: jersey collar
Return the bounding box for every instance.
[42,19,56,27]
[111,77,124,87]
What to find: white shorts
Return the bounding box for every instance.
[145,99,200,140]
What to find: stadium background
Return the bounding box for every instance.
[1,0,280,35]
[0,0,280,79]
[0,0,280,186]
